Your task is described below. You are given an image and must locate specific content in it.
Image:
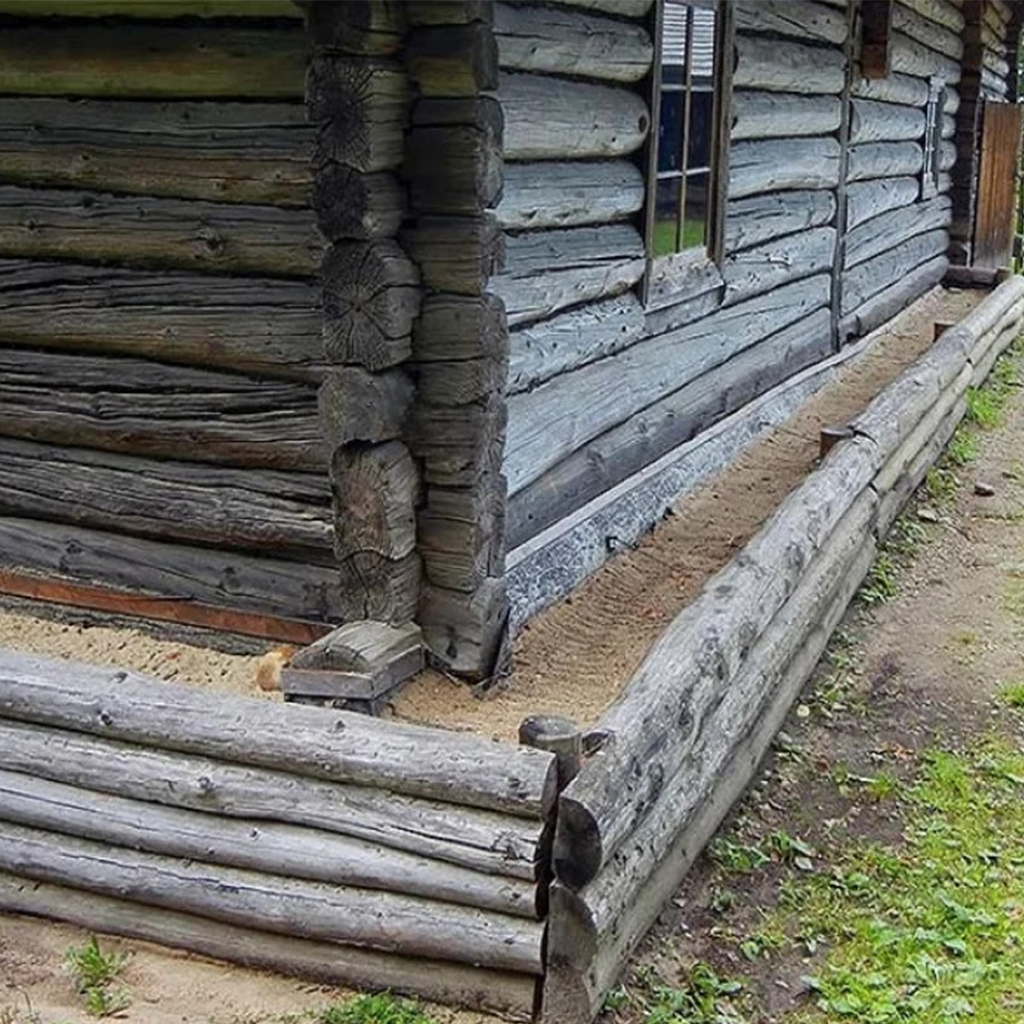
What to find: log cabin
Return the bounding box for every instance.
[0,1,1023,1018]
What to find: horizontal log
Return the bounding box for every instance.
[731,91,842,140]
[406,23,498,97]
[0,873,536,1021]
[0,347,324,470]
[844,195,951,268]
[734,0,848,43]
[0,1,302,16]
[0,770,537,918]
[496,161,644,230]
[892,1,963,58]
[0,719,542,881]
[507,293,645,394]
[0,186,322,278]
[506,275,831,515]
[546,0,654,17]
[495,2,653,82]
[890,30,962,82]
[410,394,508,487]
[0,260,322,381]
[849,98,925,143]
[841,228,949,314]
[0,648,557,818]
[845,176,921,228]
[728,137,841,198]
[725,189,836,252]
[413,293,508,363]
[852,71,928,107]
[0,97,312,205]
[840,254,948,340]
[0,516,345,622]
[722,225,836,305]
[899,0,964,34]
[847,140,924,181]
[491,224,645,327]
[0,438,332,556]
[734,35,846,95]
[501,72,650,160]
[551,435,881,888]
[0,24,306,99]
[0,823,543,974]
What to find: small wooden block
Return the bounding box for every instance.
[289,620,423,673]
[280,667,380,700]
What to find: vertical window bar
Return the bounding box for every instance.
[679,3,694,251]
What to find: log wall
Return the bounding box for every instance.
[0,2,343,625]
[0,648,556,1017]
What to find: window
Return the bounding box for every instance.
[645,0,731,267]
[922,76,946,199]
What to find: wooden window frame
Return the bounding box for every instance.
[643,0,734,307]
[921,75,945,200]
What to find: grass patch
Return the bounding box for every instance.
[945,425,980,467]
[314,994,439,1024]
[64,937,129,1018]
[617,961,750,1024]
[859,551,899,606]
[997,681,1024,709]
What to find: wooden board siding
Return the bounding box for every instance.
[972,100,1023,268]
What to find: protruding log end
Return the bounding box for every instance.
[819,426,854,460]
[519,715,581,791]
[551,795,602,891]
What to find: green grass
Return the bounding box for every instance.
[314,994,439,1024]
[651,217,707,257]
[859,551,899,606]
[997,681,1024,709]
[64,937,129,1018]
[627,961,749,1024]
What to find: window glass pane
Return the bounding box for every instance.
[661,0,690,87]
[687,88,714,171]
[658,91,685,173]
[652,177,682,257]
[683,171,709,250]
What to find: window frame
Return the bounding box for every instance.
[643,0,734,306]
[921,75,946,200]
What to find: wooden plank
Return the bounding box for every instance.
[0,24,306,99]
[495,2,653,82]
[734,35,846,95]
[0,648,557,818]
[734,0,847,43]
[0,260,321,382]
[0,97,312,205]
[844,194,952,267]
[501,72,650,160]
[0,874,536,1020]
[731,91,841,140]
[725,190,836,252]
[0,186,322,278]
[0,438,332,556]
[845,175,921,227]
[507,294,645,394]
[973,101,1023,268]
[841,228,949,314]
[0,770,536,919]
[0,718,542,881]
[0,348,324,471]
[847,140,924,181]
[0,824,543,974]
[491,225,645,328]
[728,137,841,198]
[497,161,644,230]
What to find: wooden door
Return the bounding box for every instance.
[973,100,1023,269]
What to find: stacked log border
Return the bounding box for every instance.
[306,4,422,626]
[541,276,1024,1022]
[402,2,511,679]
[0,648,557,1018]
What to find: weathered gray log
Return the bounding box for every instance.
[318,368,413,448]
[406,22,498,96]
[0,873,536,1021]
[401,214,503,295]
[543,533,877,1019]
[413,294,509,363]
[305,1,406,57]
[722,225,836,305]
[892,1,963,58]
[0,24,306,99]
[0,718,542,880]
[495,2,653,82]
[0,824,543,974]
[0,97,312,205]
[0,438,332,556]
[841,228,948,314]
[308,58,409,175]
[730,91,841,140]
[0,770,536,918]
[491,224,645,327]
[0,516,345,621]
[0,1,302,17]
[851,71,930,107]
[548,0,653,14]
[314,168,404,241]
[0,648,556,817]
[0,260,321,381]
[847,140,924,181]
[507,293,645,394]
[497,161,644,230]
[734,35,846,95]
[290,620,422,672]
[506,297,833,539]
[519,716,582,790]
[419,483,506,593]
[845,176,921,228]
[500,73,650,160]
[724,190,836,252]
[0,348,324,471]
[900,0,964,34]
[844,194,951,268]
[417,354,508,407]
[734,0,847,43]
[335,552,422,628]
[410,394,508,487]
[419,577,509,680]
[0,186,322,277]
[645,256,724,315]
[848,98,925,143]
[840,255,948,340]
[728,137,841,198]
[890,30,961,81]
[322,240,421,370]
[549,434,881,888]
